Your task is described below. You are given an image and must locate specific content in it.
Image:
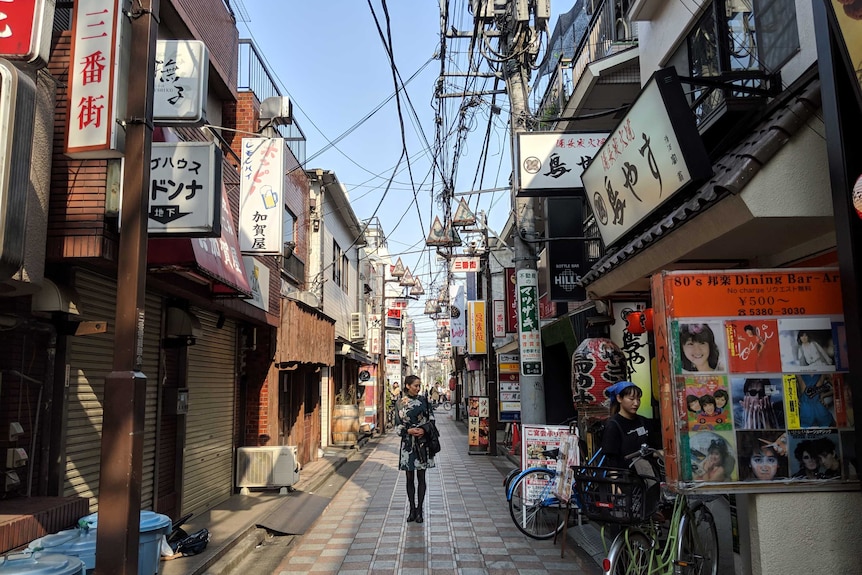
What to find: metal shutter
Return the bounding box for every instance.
[65,270,161,512]
[181,308,236,516]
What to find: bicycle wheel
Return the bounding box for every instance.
[677,504,718,575]
[508,468,565,539]
[442,400,452,411]
[604,530,652,575]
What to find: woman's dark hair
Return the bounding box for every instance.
[714,389,729,403]
[794,439,819,462]
[699,394,716,408]
[403,374,421,390]
[744,324,756,333]
[686,394,700,412]
[796,331,809,344]
[609,384,642,415]
[679,323,720,370]
[737,432,788,480]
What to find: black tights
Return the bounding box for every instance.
[405,469,426,509]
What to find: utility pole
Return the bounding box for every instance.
[95,1,159,574]
[499,1,546,424]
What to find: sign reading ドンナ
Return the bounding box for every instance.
[582,68,712,247]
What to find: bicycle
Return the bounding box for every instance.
[440,398,451,411]
[505,444,604,540]
[572,444,719,575]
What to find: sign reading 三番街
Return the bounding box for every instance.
[515,131,608,197]
[154,40,209,125]
[148,142,221,236]
[239,138,285,254]
[517,269,543,375]
[65,0,126,158]
[581,68,712,247]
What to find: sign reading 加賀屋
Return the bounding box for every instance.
[65,0,127,158]
[239,138,285,254]
[581,68,712,247]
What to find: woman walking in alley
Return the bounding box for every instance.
[395,374,436,524]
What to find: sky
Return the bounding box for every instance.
[232,0,549,353]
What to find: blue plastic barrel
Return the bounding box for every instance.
[0,552,84,575]
[28,512,171,575]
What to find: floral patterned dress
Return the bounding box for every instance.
[395,393,436,471]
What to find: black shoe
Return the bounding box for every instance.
[407,507,416,522]
[415,509,424,523]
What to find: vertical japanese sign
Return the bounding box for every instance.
[493,299,505,338]
[153,40,208,125]
[517,269,542,376]
[611,301,653,418]
[368,314,381,355]
[239,138,284,254]
[498,353,520,422]
[147,142,220,235]
[582,67,712,247]
[65,0,125,158]
[0,0,53,67]
[449,283,466,348]
[467,300,487,355]
[505,267,517,333]
[467,396,490,453]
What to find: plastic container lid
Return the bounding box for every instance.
[27,530,96,557]
[78,511,171,534]
[0,552,84,575]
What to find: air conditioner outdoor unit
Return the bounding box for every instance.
[350,312,367,341]
[236,446,300,494]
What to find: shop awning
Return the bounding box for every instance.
[580,78,832,297]
[148,184,252,297]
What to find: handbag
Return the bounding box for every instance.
[421,398,441,456]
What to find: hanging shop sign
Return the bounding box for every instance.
[451,256,480,273]
[449,283,466,348]
[493,299,505,338]
[385,329,401,358]
[545,197,587,301]
[0,59,35,280]
[385,307,402,329]
[517,269,543,376]
[368,314,381,355]
[467,300,487,355]
[0,0,54,68]
[505,267,517,333]
[147,142,221,236]
[242,256,269,311]
[153,40,209,125]
[239,138,285,253]
[515,131,607,197]
[652,268,855,492]
[582,67,712,247]
[65,0,127,158]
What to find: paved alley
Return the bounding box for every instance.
[273,412,602,574]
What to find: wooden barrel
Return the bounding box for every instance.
[332,404,360,445]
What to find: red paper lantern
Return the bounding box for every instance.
[571,338,628,407]
[626,308,654,334]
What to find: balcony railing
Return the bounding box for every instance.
[533,0,638,125]
[238,39,306,166]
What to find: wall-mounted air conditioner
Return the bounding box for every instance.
[236,446,300,494]
[350,312,367,341]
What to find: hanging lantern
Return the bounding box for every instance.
[571,337,628,407]
[625,308,654,335]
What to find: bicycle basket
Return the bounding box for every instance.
[572,466,653,525]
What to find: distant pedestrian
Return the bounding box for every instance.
[395,374,435,524]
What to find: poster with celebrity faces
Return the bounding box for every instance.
[725,320,782,373]
[652,269,855,491]
[684,375,732,431]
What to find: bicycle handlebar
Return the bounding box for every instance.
[625,443,659,460]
